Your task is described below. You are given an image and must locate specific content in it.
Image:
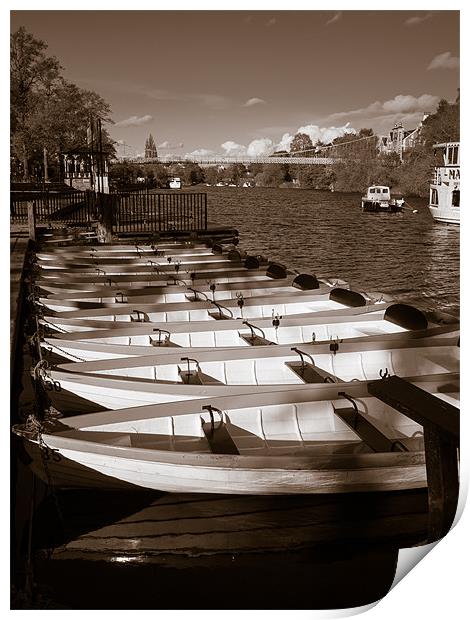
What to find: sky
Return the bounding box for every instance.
[10,9,460,158]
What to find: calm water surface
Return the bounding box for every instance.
[201,187,459,315]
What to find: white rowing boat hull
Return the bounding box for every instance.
[22,437,427,494]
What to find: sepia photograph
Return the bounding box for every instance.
[10,5,460,612]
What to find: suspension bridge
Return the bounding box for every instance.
[116,155,338,165]
[115,134,379,166]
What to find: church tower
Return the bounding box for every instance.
[145,134,158,159]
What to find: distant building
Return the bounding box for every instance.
[145,134,158,159]
[379,115,428,158]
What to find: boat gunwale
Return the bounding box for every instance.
[53,337,460,374]
[33,431,427,471]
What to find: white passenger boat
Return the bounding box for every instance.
[428,142,460,224]
[169,177,182,189]
[13,374,459,494]
[361,186,405,213]
[37,338,459,410]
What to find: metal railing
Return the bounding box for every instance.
[10,189,208,233]
[10,190,97,225]
[113,192,207,233]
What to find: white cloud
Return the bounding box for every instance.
[215,126,354,158]
[158,141,184,149]
[405,13,433,26]
[115,114,153,127]
[243,97,266,107]
[382,94,439,113]
[326,11,342,26]
[277,124,355,151]
[247,138,275,157]
[329,94,439,121]
[427,52,459,70]
[221,141,247,156]
[185,148,216,158]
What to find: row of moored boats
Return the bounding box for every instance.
[14,238,460,495]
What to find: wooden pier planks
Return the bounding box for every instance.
[368,375,459,540]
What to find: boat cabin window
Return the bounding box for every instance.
[447,145,459,165]
[370,188,376,193]
[382,188,388,193]
[430,188,438,206]
[452,190,460,208]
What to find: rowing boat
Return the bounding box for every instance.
[35,273,328,303]
[40,306,457,362]
[37,337,459,410]
[37,288,387,326]
[13,374,459,494]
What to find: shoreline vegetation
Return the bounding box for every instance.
[110,96,459,199]
[11,27,459,200]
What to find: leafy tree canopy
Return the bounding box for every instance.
[421,97,459,147]
[11,26,115,180]
[290,133,314,156]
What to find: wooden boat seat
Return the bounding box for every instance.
[178,366,224,385]
[202,421,240,455]
[333,406,409,453]
[238,333,275,346]
[285,361,338,384]
[208,310,234,321]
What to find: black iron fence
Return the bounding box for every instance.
[10,189,208,232]
[10,190,97,225]
[113,192,207,233]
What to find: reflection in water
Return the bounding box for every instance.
[203,187,459,314]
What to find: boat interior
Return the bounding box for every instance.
[56,345,459,387]
[53,394,440,458]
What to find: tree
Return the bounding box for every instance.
[254,164,289,187]
[181,163,204,185]
[27,80,114,181]
[203,167,218,185]
[290,133,314,156]
[11,26,61,179]
[421,98,459,147]
[297,165,335,190]
[224,163,246,185]
[11,27,115,182]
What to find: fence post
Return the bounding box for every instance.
[27,201,36,241]
[158,193,162,232]
[96,193,114,243]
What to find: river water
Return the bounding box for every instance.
[202,187,459,315]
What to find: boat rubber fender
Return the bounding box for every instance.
[329,288,367,307]
[292,273,320,290]
[212,241,239,255]
[425,309,459,326]
[266,262,288,280]
[228,249,243,262]
[244,255,260,269]
[384,303,428,331]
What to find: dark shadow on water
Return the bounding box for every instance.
[32,546,399,610]
[24,486,429,609]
